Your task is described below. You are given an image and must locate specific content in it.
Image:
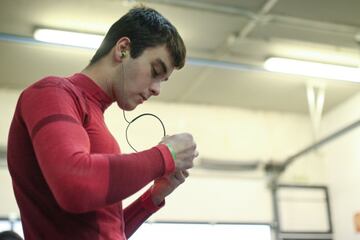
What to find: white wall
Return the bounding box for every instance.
[0,168,18,216]
[0,89,19,147]
[320,92,360,240]
[1,88,323,225]
[0,89,21,219]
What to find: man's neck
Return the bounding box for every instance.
[81,61,115,100]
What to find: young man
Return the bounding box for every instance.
[7,6,198,240]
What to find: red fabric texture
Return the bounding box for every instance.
[155,144,175,175]
[7,73,173,240]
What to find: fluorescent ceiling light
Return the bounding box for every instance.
[355,32,360,42]
[264,57,360,83]
[33,28,104,49]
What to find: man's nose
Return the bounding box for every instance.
[150,81,160,96]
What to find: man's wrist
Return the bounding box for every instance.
[152,195,164,206]
[141,188,165,211]
[166,143,177,160]
[151,188,165,206]
[155,144,175,175]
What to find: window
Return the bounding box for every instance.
[0,219,11,232]
[0,218,23,238]
[0,219,271,240]
[131,222,271,240]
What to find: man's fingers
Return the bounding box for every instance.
[173,171,186,183]
[162,133,198,172]
[181,170,189,178]
[159,135,170,144]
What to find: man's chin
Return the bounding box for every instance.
[126,105,137,111]
[117,102,137,111]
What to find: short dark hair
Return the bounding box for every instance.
[90,6,186,69]
[0,230,23,240]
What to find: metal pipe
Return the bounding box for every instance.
[145,0,257,20]
[237,0,278,41]
[281,118,360,172]
[271,182,280,240]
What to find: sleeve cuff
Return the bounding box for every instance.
[140,188,165,212]
[155,144,175,175]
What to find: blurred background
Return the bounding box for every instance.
[1,0,360,239]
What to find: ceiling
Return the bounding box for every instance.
[1,0,360,114]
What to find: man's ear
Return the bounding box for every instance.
[114,37,131,62]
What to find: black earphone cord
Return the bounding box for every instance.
[121,61,166,152]
[123,111,166,152]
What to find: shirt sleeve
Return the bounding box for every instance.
[155,144,175,175]
[20,82,173,213]
[123,188,165,238]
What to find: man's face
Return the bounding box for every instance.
[114,45,175,110]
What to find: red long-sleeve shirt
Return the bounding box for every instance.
[7,73,174,240]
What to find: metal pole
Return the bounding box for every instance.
[281,118,360,172]
[270,179,280,240]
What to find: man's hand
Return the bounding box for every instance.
[150,170,189,206]
[160,133,198,171]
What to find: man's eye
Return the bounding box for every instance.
[152,67,159,78]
